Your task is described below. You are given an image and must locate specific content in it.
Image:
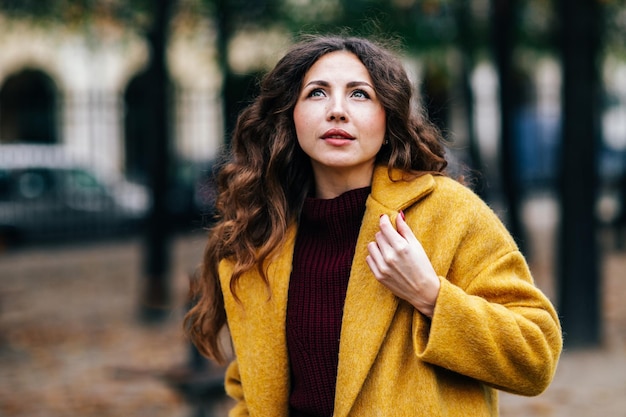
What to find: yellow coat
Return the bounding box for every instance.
[219,166,562,417]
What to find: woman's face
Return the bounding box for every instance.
[293,50,386,192]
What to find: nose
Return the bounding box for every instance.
[327,98,348,121]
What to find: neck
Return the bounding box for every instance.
[312,164,375,199]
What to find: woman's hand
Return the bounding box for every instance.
[366,212,440,318]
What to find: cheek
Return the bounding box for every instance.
[293,101,307,126]
[368,109,387,143]
[293,103,320,141]
[293,107,308,142]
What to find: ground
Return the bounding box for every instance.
[0,196,625,417]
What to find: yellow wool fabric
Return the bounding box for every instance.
[219,166,562,417]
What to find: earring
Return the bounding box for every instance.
[384,139,389,145]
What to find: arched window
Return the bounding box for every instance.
[0,69,58,144]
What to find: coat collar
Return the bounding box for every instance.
[369,165,437,212]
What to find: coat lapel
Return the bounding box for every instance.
[221,227,298,416]
[333,168,436,417]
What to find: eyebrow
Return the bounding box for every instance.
[303,80,374,89]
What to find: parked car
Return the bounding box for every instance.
[0,145,149,248]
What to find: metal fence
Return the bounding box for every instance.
[0,84,221,249]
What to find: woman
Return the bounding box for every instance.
[185,35,562,417]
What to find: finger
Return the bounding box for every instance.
[375,216,396,251]
[367,240,383,264]
[378,213,393,232]
[378,214,405,246]
[395,211,419,244]
[366,254,381,277]
[366,243,384,277]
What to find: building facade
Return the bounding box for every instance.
[0,13,223,183]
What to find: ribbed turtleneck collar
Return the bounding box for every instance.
[300,186,371,236]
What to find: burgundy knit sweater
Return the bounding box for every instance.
[286,186,371,417]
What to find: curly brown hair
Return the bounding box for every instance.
[184,34,448,363]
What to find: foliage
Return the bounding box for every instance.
[278,0,459,50]
[0,0,153,30]
[604,0,626,57]
[3,0,620,57]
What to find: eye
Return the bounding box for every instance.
[351,89,370,99]
[307,88,326,98]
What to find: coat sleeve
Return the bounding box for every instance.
[416,252,562,396]
[224,359,250,416]
[412,180,562,396]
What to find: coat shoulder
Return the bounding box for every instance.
[428,176,502,222]
[430,175,485,205]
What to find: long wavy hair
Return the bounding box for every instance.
[185,34,448,363]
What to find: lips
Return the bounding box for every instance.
[321,128,355,140]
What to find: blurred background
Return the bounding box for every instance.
[0,0,625,416]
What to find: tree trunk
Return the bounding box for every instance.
[141,0,175,322]
[491,0,527,255]
[458,0,486,199]
[557,0,602,347]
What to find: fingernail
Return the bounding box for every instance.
[399,210,405,221]
[379,213,385,219]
